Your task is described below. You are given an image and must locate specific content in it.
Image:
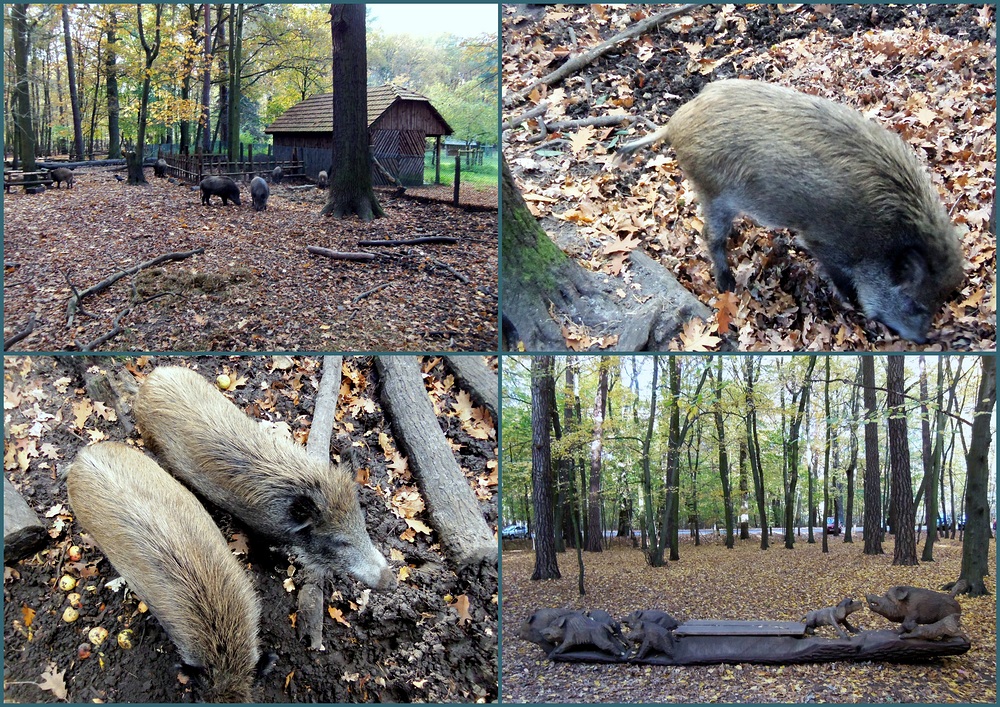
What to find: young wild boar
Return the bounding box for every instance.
[317,170,328,189]
[154,158,168,178]
[271,166,283,184]
[50,167,74,189]
[200,176,241,206]
[133,366,395,591]
[250,176,269,212]
[66,442,265,702]
[615,79,963,343]
[800,597,863,639]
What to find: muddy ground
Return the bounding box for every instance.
[3,355,498,703]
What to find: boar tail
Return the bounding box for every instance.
[613,123,673,166]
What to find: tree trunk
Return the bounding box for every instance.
[714,359,734,549]
[665,356,682,561]
[822,357,831,553]
[226,3,244,161]
[61,5,85,160]
[105,9,121,158]
[887,356,918,566]
[956,356,995,595]
[920,357,944,561]
[862,356,884,554]
[738,441,751,540]
[12,4,36,171]
[529,356,560,580]
[322,4,384,220]
[642,357,662,566]
[744,358,768,550]
[129,4,163,185]
[201,3,212,153]
[585,358,609,552]
[843,364,860,544]
[784,357,818,549]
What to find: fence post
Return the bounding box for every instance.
[248,144,254,179]
[435,136,442,185]
[453,154,461,206]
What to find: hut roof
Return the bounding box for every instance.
[264,84,452,136]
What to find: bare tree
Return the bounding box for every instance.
[585,358,609,552]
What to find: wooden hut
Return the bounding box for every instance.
[264,84,452,186]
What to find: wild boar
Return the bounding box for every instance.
[541,612,629,657]
[615,79,964,343]
[622,609,680,632]
[800,597,863,639]
[50,167,74,189]
[626,619,676,660]
[317,170,328,189]
[271,166,283,184]
[866,585,961,633]
[154,158,168,178]
[133,366,395,591]
[200,176,241,206]
[519,608,576,650]
[250,176,269,212]
[66,442,265,702]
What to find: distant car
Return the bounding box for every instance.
[937,515,952,532]
[501,524,529,540]
[826,517,841,536]
[957,516,966,531]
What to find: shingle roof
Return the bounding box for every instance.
[264,84,452,135]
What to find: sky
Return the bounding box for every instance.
[367,4,497,38]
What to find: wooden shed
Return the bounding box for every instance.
[264,84,452,186]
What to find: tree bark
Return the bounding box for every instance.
[843,364,860,544]
[714,359,734,549]
[323,4,384,220]
[822,357,831,553]
[12,4,36,171]
[201,2,212,153]
[444,356,498,419]
[642,357,661,565]
[226,3,244,161]
[956,356,995,595]
[61,5,85,160]
[887,356,918,565]
[585,358,609,552]
[528,356,560,580]
[784,357,818,549]
[129,4,162,185]
[744,358,769,550]
[376,356,496,569]
[862,356,884,555]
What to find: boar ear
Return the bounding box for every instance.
[888,586,909,601]
[288,494,322,533]
[891,249,928,286]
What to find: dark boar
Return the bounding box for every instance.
[622,609,680,632]
[66,442,265,702]
[541,613,628,657]
[317,170,328,189]
[250,176,269,212]
[626,620,676,660]
[800,597,863,639]
[50,167,74,189]
[200,176,241,206]
[271,166,283,184]
[615,79,963,343]
[133,366,395,590]
[154,158,167,177]
[866,586,960,633]
[519,608,575,651]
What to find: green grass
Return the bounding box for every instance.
[424,153,498,190]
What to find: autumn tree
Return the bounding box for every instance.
[322,3,384,221]
[61,5,85,160]
[743,357,769,550]
[11,4,37,171]
[887,355,918,565]
[783,357,817,549]
[585,358,609,552]
[104,7,121,158]
[530,356,560,581]
[127,4,163,185]
[862,356,884,555]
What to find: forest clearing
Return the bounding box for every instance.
[3,354,498,703]
[3,172,498,351]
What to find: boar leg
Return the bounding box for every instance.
[702,198,739,292]
[842,618,860,634]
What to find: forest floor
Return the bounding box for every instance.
[4,355,498,703]
[503,3,995,351]
[2,171,498,352]
[501,535,996,703]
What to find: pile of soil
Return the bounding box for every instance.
[3,355,498,703]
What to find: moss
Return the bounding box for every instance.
[501,161,567,293]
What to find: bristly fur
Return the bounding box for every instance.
[133,366,394,590]
[67,442,261,702]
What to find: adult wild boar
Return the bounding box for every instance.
[866,586,961,633]
[154,158,168,177]
[250,176,269,212]
[66,442,267,702]
[133,366,395,591]
[200,176,241,206]
[50,167,74,189]
[615,79,964,343]
[271,166,283,184]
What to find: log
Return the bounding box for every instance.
[444,356,498,419]
[4,313,37,351]
[4,478,47,563]
[306,247,376,262]
[357,236,458,247]
[376,356,496,569]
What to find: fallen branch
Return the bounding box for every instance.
[429,258,469,284]
[504,5,698,107]
[3,314,37,351]
[357,236,458,247]
[352,283,393,303]
[306,247,377,262]
[502,101,551,131]
[81,292,175,351]
[66,248,204,327]
[541,115,635,132]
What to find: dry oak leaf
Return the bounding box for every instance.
[38,662,68,701]
[327,606,351,627]
[679,318,722,351]
[714,290,742,332]
[453,594,473,626]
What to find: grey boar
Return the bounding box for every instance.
[540,613,629,657]
[271,166,283,184]
[800,597,863,639]
[66,442,265,702]
[317,170,328,189]
[626,619,676,660]
[622,609,680,632]
[250,176,269,212]
[50,167,74,189]
[866,585,961,633]
[200,176,241,206]
[154,158,168,178]
[519,608,576,651]
[133,366,395,590]
[615,79,963,344]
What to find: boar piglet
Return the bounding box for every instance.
[616,79,964,343]
[134,366,395,591]
[67,442,266,703]
[317,170,328,189]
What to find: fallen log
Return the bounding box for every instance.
[357,236,458,247]
[444,356,498,418]
[4,478,48,564]
[306,247,376,262]
[376,356,496,569]
[4,313,37,351]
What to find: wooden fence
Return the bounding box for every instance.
[157,145,302,184]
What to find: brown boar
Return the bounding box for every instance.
[615,79,964,343]
[50,167,74,189]
[133,366,395,590]
[866,585,961,633]
[66,442,264,702]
